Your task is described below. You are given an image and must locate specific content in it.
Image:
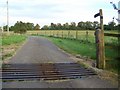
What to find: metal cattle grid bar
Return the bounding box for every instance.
[1,63,97,81]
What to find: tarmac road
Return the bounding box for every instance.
[2,36,118,88]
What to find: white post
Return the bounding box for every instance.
[7,0,9,33]
[118,1,120,24]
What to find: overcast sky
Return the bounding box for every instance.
[0,0,119,27]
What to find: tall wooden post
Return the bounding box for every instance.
[94,9,105,69]
[95,29,100,68]
[99,9,105,69]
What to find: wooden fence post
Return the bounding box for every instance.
[50,31,51,36]
[95,29,101,68]
[86,30,88,42]
[76,30,78,40]
[62,30,63,38]
[53,30,54,36]
[68,30,70,38]
[99,9,105,69]
[45,30,46,36]
[94,9,105,69]
[57,30,59,37]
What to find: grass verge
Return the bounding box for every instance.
[45,36,118,73]
[48,37,96,59]
[2,34,27,46]
[1,34,27,62]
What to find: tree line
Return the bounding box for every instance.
[41,21,119,30]
[41,21,99,30]
[2,21,119,34]
[3,21,40,34]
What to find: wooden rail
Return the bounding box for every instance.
[104,33,120,37]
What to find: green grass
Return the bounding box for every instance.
[2,34,27,46]
[49,37,96,59]
[47,37,118,60]
[1,34,27,61]
[46,36,118,73]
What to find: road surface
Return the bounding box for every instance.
[2,36,118,88]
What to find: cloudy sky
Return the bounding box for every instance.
[0,0,119,27]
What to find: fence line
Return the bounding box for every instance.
[27,30,119,44]
[28,30,94,42]
[104,33,120,37]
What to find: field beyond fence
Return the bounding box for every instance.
[27,30,118,45]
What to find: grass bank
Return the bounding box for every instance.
[49,37,96,59]
[46,36,118,73]
[1,34,27,62]
[2,34,27,46]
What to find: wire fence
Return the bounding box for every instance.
[27,30,118,45]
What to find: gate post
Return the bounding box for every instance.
[99,9,105,69]
[94,9,105,69]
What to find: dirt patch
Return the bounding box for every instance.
[1,42,26,64]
